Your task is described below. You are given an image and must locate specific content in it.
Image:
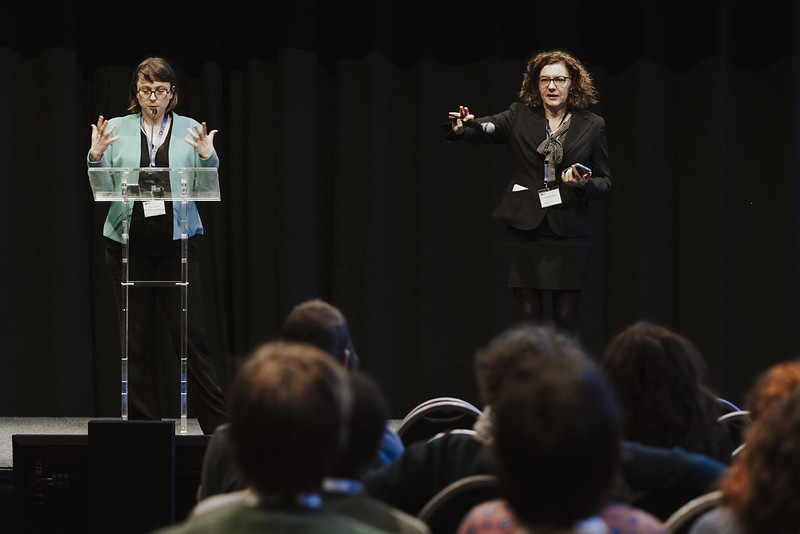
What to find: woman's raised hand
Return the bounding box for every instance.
[448,105,475,134]
[89,115,119,162]
[184,122,218,160]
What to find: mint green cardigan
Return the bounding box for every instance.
[87,112,219,243]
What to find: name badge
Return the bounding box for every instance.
[538,187,562,208]
[143,200,166,217]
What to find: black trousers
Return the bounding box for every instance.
[105,241,227,434]
[512,287,582,336]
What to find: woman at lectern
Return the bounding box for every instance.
[87,56,226,434]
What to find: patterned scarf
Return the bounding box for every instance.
[536,116,570,184]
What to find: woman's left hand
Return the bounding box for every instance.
[562,165,591,188]
[184,122,218,159]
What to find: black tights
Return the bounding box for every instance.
[512,287,581,336]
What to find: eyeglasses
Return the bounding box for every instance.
[538,76,571,87]
[138,87,171,99]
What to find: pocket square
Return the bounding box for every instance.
[512,184,528,192]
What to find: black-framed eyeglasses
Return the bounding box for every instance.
[138,87,171,99]
[538,76,571,87]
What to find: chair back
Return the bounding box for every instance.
[716,397,741,414]
[717,410,751,452]
[396,397,482,446]
[663,490,722,534]
[417,474,499,534]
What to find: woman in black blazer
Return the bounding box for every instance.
[448,50,612,335]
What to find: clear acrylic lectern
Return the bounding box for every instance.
[87,167,221,434]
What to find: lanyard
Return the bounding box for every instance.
[141,113,169,167]
[322,477,363,495]
[545,111,568,138]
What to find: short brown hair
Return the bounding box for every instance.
[229,341,351,500]
[281,299,353,365]
[519,50,598,110]
[127,56,179,114]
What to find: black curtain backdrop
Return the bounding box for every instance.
[1,1,799,419]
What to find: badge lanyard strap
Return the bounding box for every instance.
[141,113,169,167]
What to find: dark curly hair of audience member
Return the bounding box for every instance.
[601,321,732,463]
[720,389,800,534]
[518,50,598,110]
[474,324,587,408]
[491,354,622,529]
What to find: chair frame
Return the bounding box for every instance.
[663,490,722,534]
[396,397,482,445]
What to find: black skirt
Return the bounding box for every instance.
[505,217,591,290]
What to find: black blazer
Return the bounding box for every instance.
[454,102,612,236]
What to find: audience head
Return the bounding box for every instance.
[474,323,588,408]
[228,341,351,502]
[330,371,390,480]
[281,299,358,370]
[745,360,800,421]
[721,388,800,533]
[601,320,730,461]
[487,326,622,529]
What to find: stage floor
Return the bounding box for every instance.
[0,417,204,468]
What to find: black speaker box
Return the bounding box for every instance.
[12,422,210,534]
[88,420,175,534]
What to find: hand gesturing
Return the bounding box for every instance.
[184,122,218,160]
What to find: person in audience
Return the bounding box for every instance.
[153,341,385,533]
[188,369,426,533]
[364,323,727,522]
[281,297,359,371]
[198,298,403,500]
[688,388,800,534]
[364,324,580,515]
[321,371,430,533]
[617,440,726,521]
[458,338,664,534]
[601,321,733,464]
[715,360,800,457]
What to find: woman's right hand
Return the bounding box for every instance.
[89,115,119,162]
[447,105,474,135]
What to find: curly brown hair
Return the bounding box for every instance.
[746,361,800,421]
[721,389,800,534]
[519,50,598,110]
